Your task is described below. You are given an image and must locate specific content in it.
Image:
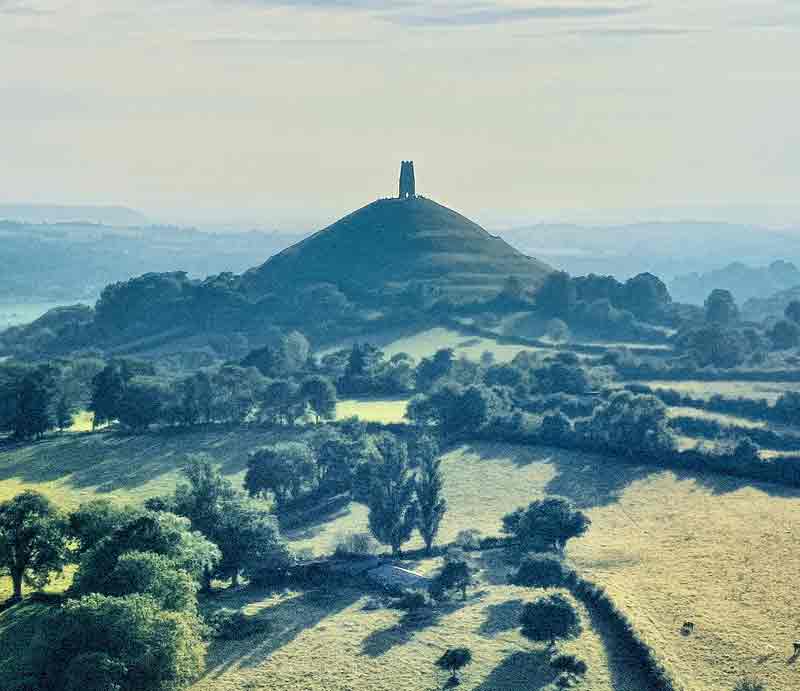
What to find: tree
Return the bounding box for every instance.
[117,378,166,431]
[768,320,800,350]
[0,491,68,600]
[705,289,739,325]
[785,300,800,324]
[580,390,674,456]
[675,324,748,368]
[520,594,582,645]
[436,647,473,686]
[300,375,337,422]
[55,393,73,432]
[366,433,418,556]
[312,427,366,494]
[72,511,220,596]
[621,272,671,321]
[106,551,199,612]
[158,459,291,587]
[69,499,139,555]
[512,554,570,588]
[13,369,54,440]
[502,498,589,553]
[536,271,575,319]
[430,553,472,600]
[245,442,316,508]
[261,379,299,425]
[29,592,206,691]
[414,435,446,554]
[416,348,455,391]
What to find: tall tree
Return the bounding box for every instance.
[299,375,337,423]
[367,433,417,556]
[705,289,739,325]
[13,369,53,440]
[0,491,68,599]
[414,435,446,554]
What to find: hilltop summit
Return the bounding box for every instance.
[243,163,551,300]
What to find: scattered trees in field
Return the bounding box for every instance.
[520,594,582,646]
[0,491,68,600]
[502,498,590,553]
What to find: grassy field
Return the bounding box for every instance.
[641,379,800,403]
[3,428,800,689]
[336,399,409,425]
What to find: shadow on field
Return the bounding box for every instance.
[281,494,353,541]
[473,650,556,691]
[361,598,472,658]
[478,598,525,637]
[202,587,362,679]
[0,425,299,496]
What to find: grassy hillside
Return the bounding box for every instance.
[242,197,551,299]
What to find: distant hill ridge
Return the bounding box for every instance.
[0,204,149,226]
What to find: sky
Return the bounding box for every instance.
[1,0,799,230]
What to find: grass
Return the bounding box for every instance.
[191,550,649,691]
[641,379,800,403]
[3,427,800,690]
[336,399,409,425]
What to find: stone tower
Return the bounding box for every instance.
[398,160,416,199]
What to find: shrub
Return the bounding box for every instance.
[733,678,765,691]
[205,608,270,640]
[455,529,482,550]
[390,591,428,611]
[551,653,587,676]
[512,554,570,588]
[333,531,379,558]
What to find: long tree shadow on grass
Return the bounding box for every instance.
[478,598,525,638]
[0,425,300,497]
[201,586,363,679]
[361,597,474,658]
[473,650,557,691]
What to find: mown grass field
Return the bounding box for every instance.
[336,398,409,425]
[2,425,800,689]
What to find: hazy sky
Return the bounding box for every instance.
[1,1,799,229]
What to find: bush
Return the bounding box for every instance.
[512,554,570,588]
[333,531,379,558]
[390,591,428,611]
[551,653,587,676]
[454,529,482,550]
[733,678,765,691]
[205,608,270,640]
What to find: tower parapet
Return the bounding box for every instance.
[398,161,416,199]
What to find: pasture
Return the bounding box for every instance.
[2,427,800,689]
[641,379,800,403]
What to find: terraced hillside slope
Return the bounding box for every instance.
[242,197,552,299]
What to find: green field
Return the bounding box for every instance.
[336,399,409,424]
[3,428,800,690]
[641,379,800,403]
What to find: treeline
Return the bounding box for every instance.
[0,357,103,439]
[627,383,800,426]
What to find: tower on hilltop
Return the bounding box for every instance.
[398,161,416,199]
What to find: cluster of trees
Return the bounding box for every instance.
[88,358,338,432]
[246,429,449,557]
[0,357,103,440]
[321,343,416,397]
[1,458,294,691]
